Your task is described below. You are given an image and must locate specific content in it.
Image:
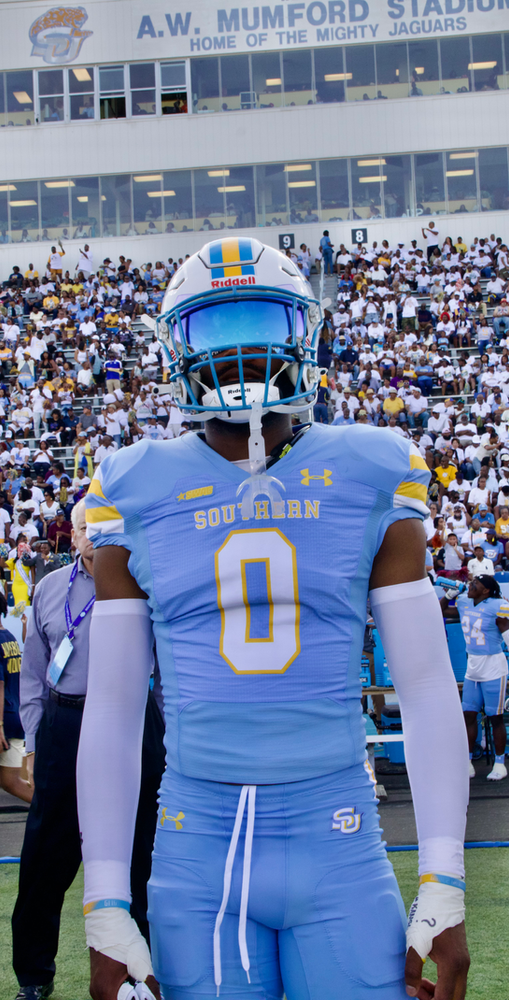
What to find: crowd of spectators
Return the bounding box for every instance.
[312,226,509,580]
[0,228,508,596]
[0,249,191,600]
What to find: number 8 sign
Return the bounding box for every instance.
[351,227,368,245]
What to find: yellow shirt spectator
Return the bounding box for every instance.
[383,393,404,417]
[435,463,457,488]
[43,294,59,311]
[48,249,65,273]
[495,511,509,537]
[24,268,38,280]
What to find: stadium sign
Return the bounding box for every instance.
[14,0,509,69]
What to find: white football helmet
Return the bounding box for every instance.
[157,236,323,421]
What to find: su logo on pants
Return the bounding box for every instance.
[331,807,361,834]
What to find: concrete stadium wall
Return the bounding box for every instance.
[1,209,507,284]
[0,90,507,182]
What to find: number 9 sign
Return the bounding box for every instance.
[279,233,295,250]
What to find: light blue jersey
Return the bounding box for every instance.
[85,423,429,785]
[456,594,509,656]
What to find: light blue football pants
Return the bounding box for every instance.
[147,762,408,999]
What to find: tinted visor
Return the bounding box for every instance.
[175,298,304,353]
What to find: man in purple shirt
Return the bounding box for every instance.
[11,501,164,1000]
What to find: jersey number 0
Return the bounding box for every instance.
[215,528,301,674]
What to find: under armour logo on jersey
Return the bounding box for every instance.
[160,808,185,830]
[332,807,361,834]
[300,468,332,486]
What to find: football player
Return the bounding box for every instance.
[78,237,470,1000]
[441,573,509,781]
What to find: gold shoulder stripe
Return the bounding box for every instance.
[395,480,428,504]
[409,453,429,473]
[85,504,122,524]
[88,477,107,501]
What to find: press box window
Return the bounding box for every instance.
[161,61,187,114]
[100,65,125,120]
[5,71,34,126]
[69,67,95,120]
[130,63,156,116]
[39,69,64,122]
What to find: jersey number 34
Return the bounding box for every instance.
[461,614,486,647]
[215,528,301,674]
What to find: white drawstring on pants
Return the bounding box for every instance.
[213,784,257,996]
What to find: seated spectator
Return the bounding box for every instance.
[435,454,458,494]
[495,506,509,540]
[382,387,405,421]
[93,434,117,467]
[10,513,39,546]
[481,530,505,569]
[46,508,71,553]
[434,532,466,579]
[468,476,491,513]
[405,386,428,428]
[468,545,495,579]
[39,487,59,526]
[32,440,53,479]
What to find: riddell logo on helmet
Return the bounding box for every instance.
[211,277,256,288]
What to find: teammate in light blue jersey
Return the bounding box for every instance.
[77,238,470,1000]
[442,574,509,781]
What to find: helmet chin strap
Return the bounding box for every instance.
[194,360,292,519]
[247,400,266,475]
[236,400,286,520]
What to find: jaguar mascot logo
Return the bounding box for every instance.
[29,6,93,64]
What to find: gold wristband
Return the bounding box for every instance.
[25,750,35,756]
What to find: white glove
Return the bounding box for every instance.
[407,882,465,961]
[117,985,137,1000]
[85,907,153,983]
[134,984,158,1000]
[117,983,157,1000]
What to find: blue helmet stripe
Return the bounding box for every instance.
[238,238,253,262]
[209,242,225,266]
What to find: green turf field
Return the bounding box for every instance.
[1,850,508,1000]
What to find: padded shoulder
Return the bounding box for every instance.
[495,597,509,619]
[94,438,163,510]
[85,437,186,544]
[315,424,430,516]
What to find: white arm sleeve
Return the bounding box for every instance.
[370,577,469,878]
[77,599,153,906]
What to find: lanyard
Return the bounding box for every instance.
[65,560,95,641]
